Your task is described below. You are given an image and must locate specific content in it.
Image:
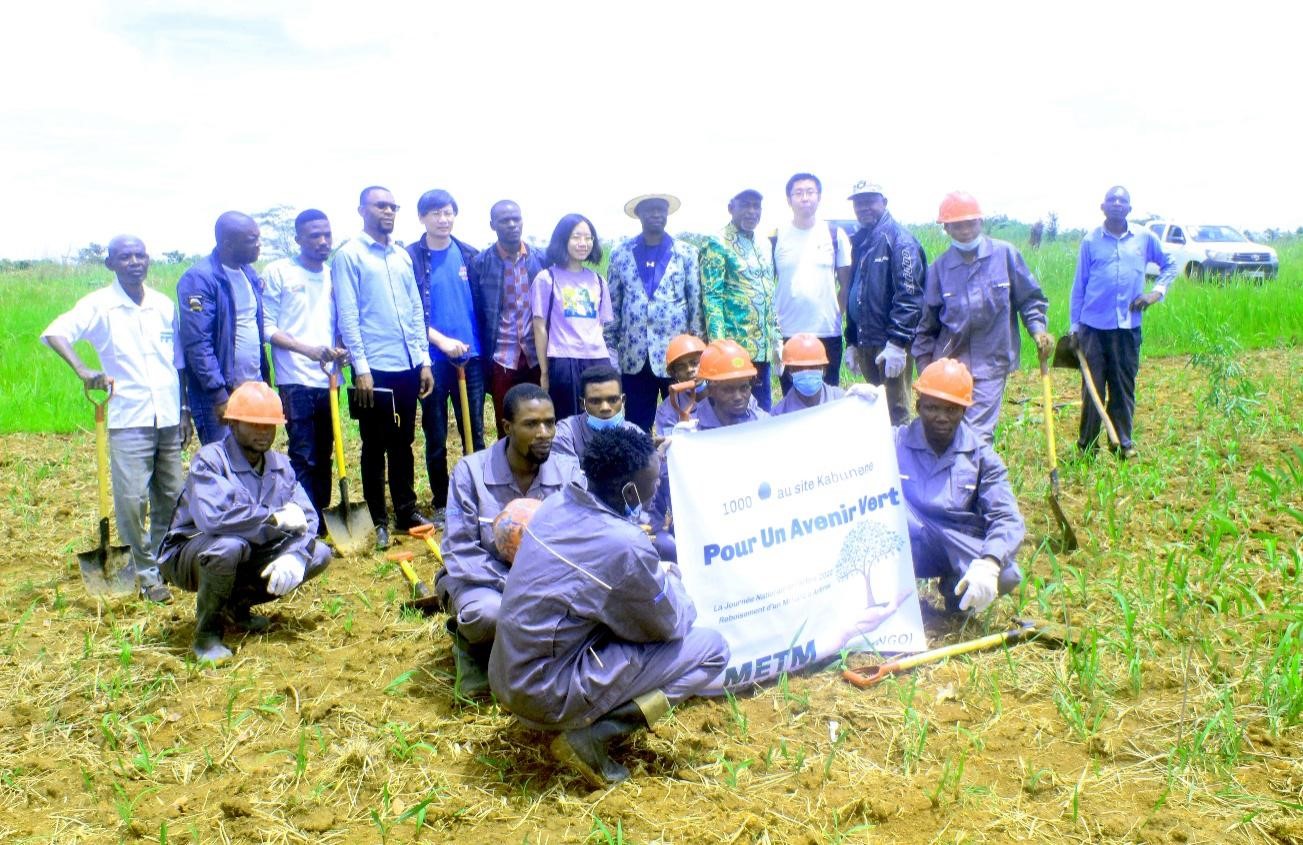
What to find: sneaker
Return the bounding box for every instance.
[140,582,173,604]
[375,524,391,551]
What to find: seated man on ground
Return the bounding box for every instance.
[682,339,770,431]
[489,426,729,787]
[159,382,332,662]
[653,334,707,435]
[770,332,846,415]
[880,358,1024,614]
[552,364,642,460]
[435,383,583,698]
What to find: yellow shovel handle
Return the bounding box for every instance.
[1039,356,1059,471]
[85,385,113,521]
[329,370,347,477]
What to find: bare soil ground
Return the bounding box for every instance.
[0,351,1300,844]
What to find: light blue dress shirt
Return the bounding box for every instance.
[333,232,430,375]
[1070,225,1177,332]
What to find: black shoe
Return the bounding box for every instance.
[397,511,432,533]
[140,582,173,604]
[550,702,647,788]
[429,506,447,529]
[375,524,390,550]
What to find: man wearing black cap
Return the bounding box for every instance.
[700,189,778,410]
[843,179,926,425]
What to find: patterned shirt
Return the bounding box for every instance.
[493,243,539,369]
[700,223,777,361]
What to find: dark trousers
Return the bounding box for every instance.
[162,532,331,606]
[1077,326,1141,450]
[547,356,609,421]
[279,384,334,533]
[422,356,487,509]
[356,367,421,526]
[624,360,671,432]
[853,343,912,425]
[779,335,843,394]
[752,361,773,412]
[488,356,541,439]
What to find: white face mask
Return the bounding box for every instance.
[951,235,982,252]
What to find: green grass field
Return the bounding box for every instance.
[5,235,1300,434]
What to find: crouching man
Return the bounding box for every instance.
[489,426,729,787]
[435,383,583,698]
[892,358,1024,614]
[159,382,331,661]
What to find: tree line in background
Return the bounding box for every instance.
[7,205,1301,272]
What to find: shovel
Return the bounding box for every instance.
[386,550,442,615]
[1039,350,1078,551]
[408,523,445,566]
[323,368,373,554]
[842,618,1077,688]
[78,385,136,597]
[1053,335,1120,448]
[454,361,475,456]
[668,380,698,422]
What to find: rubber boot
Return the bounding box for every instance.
[446,618,491,700]
[224,601,271,633]
[192,568,236,662]
[550,701,648,788]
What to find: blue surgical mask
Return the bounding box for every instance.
[693,380,709,397]
[586,409,625,431]
[951,235,982,252]
[792,370,824,397]
[621,481,645,522]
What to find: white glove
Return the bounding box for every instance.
[875,343,908,379]
[845,383,882,404]
[272,503,308,535]
[261,553,306,596]
[955,558,1001,613]
[844,345,861,377]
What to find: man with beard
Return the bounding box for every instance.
[261,209,348,533]
[177,211,271,444]
[843,179,926,425]
[700,189,778,410]
[435,383,584,698]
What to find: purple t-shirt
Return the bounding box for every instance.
[529,267,612,359]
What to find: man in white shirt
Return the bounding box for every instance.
[42,235,188,603]
[261,210,349,534]
[771,172,852,393]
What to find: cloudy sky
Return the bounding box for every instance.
[2,0,1298,259]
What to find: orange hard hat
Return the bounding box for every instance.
[697,339,758,381]
[913,358,974,407]
[665,334,707,368]
[492,498,542,564]
[936,191,983,224]
[781,333,828,367]
[224,381,286,425]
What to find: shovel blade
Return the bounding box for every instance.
[1052,335,1079,370]
[77,544,137,597]
[1047,493,1080,551]
[324,505,374,555]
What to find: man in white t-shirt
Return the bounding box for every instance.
[771,172,852,393]
[42,235,188,603]
[262,210,349,533]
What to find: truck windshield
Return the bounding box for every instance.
[1191,226,1246,242]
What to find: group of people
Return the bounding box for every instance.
[40,177,1175,785]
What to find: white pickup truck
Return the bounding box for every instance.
[1145,221,1278,280]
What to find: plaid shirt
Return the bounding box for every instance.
[493,243,539,369]
[700,223,778,361]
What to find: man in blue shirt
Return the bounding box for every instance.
[407,189,484,526]
[1068,186,1177,459]
[333,186,435,548]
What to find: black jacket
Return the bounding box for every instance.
[845,211,926,350]
[406,233,480,330]
[469,243,547,379]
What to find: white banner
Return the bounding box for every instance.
[668,396,926,693]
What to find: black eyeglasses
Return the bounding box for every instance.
[371,202,400,212]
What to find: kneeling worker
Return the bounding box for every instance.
[552,364,642,460]
[893,358,1024,613]
[653,334,707,435]
[490,426,729,787]
[771,333,845,416]
[159,382,332,661]
[688,339,769,431]
[436,383,584,697]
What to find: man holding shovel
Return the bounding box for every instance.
[158,382,332,662]
[1068,186,1176,459]
[41,235,187,603]
[262,209,349,534]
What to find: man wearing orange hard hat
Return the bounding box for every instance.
[159,381,333,662]
[652,334,708,435]
[913,191,1052,442]
[858,359,1024,614]
[683,339,771,431]
[770,333,846,415]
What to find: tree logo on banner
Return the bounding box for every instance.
[835,521,905,608]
